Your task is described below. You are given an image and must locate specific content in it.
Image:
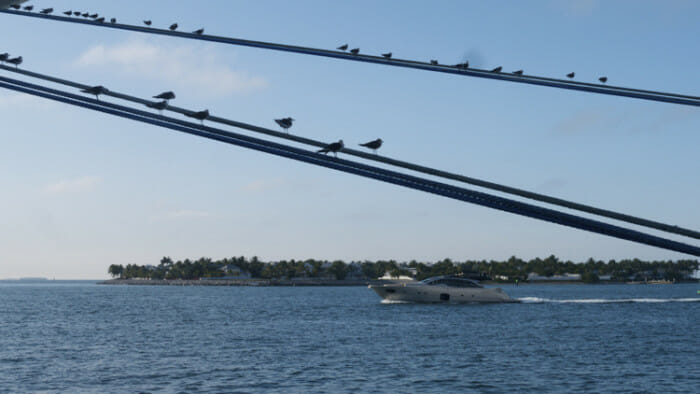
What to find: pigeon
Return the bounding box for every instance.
[0,53,9,63]
[491,66,502,73]
[317,140,344,157]
[146,100,168,114]
[40,8,53,14]
[349,48,360,55]
[6,56,22,68]
[153,91,176,101]
[95,17,105,23]
[359,138,383,153]
[110,18,116,24]
[193,28,204,35]
[9,4,20,9]
[24,6,34,11]
[73,11,81,16]
[566,72,575,79]
[512,69,523,76]
[81,85,109,100]
[430,60,438,65]
[63,10,72,16]
[169,23,178,31]
[89,13,98,19]
[381,52,392,59]
[337,44,348,51]
[274,117,294,132]
[144,20,152,26]
[599,76,607,83]
[185,109,209,124]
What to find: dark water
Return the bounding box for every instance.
[1,282,698,393]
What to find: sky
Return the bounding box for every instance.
[1,0,699,279]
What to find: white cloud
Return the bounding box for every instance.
[74,39,267,97]
[45,176,102,194]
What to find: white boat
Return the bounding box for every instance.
[369,275,516,303]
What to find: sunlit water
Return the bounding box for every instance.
[1,281,698,392]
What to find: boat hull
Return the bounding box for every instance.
[369,282,517,303]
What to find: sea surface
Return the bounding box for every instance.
[1,281,698,393]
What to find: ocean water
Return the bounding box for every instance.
[1,282,698,393]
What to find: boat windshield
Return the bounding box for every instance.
[421,277,483,288]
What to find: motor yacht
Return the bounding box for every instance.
[369,275,516,303]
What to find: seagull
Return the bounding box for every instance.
[95,17,104,23]
[453,62,468,69]
[566,72,575,79]
[143,20,152,26]
[512,69,523,76]
[317,140,344,157]
[381,52,392,59]
[63,10,72,16]
[110,18,116,24]
[153,91,176,101]
[146,100,168,114]
[349,48,360,55]
[39,8,53,14]
[9,4,20,9]
[193,28,204,35]
[430,60,438,65]
[0,53,9,63]
[82,13,89,17]
[89,13,98,19]
[599,76,608,83]
[337,44,348,51]
[274,117,294,133]
[6,56,22,68]
[169,23,178,31]
[491,66,502,73]
[359,138,383,153]
[185,109,209,124]
[80,85,109,100]
[24,6,34,11]
[73,11,81,16]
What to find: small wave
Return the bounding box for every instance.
[380,299,411,304]
[518,297,700,304]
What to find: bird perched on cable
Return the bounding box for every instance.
[81,13,89,17]
[274,117,294,133]
[81,85,109,100]
[73,11,80,16]
[185,109,210,124]
[337,44,348,51]
[143,20,152,26]
[24,5,34,11]
[317,140,344,157]
[430,60,439,65]
[63,10,72,16]
[169,23,178,31]
[566,72,575,79]
[153,91,176,101]
[599,76,607,83]
[89,13,98,19]
[146,100,168,114]
[382,52,392,59]
[6,56,22,68]
[193,28,204,35]
[110,18,116,24]
[350,48,360,55]
[0,53,9,63]
[9,4,20,9]
[359,138,383,153]
[491,66,502,73]
[512,70,523,76]
[40,8,53,14]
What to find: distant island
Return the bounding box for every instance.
[105,256,699,285]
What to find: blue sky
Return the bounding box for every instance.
[1,0,699,279]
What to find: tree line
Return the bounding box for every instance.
[108,255,699,283]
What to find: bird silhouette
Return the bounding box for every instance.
[430,60,438,65]
[359,138,383,153]
[143,20,152,26]
[73,11,80,16]
[0,53,9,63]
[350,48,360,55]
[193,28,204,35]
[110,18,116,24]
[7,56,22,68]
[382,52,392,59]
[153,91,176,101]
[491,66,502,73]
[337,44,348,51]
[95,17,105,23]
[81,85,109,100]
[566,72,575,79]
[274,117,294,133]
[599,76,608,83]
[24,6,34,11]
[9,4,20,9]
[146,100,168,114]
[40,8,53,14]
[81,13,89,17]
[453,62,468,69]
[317,140,344,157]
[89,13,98,19]
[169,23,178,31]
[512,70,523,76]
[185,109,209,124]
[63,10,72,16]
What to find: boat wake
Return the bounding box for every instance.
[517,297,700,304]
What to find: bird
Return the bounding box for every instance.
[349,48,360,55]
[6,56,22,68]
[81,13,89,17]
[0,53,9,63]
[169,23,178,31]
[146,100,168,114]
[430,60,439,65]
[359,138,383,153]
[491,66,502,73]
[95,17,105,23]
[24,6,34,11]
[566,72,575,79]
[80,85,109,100]
[337,44,348,51]
[143,20,152,26]
[89,13,98,19]
[40,8,53,14]
[185,109,209,124]
[9,4,20,9]
[317,140,344,157]
[382,52,392,59]
[512,69,523,76]
[193,28,204,35]
[274,117,294,133]
[599,76,608,83]
[153,91,176,101]
[110,18,116,24]
[63,10,72,16]
[73,11,81,16]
